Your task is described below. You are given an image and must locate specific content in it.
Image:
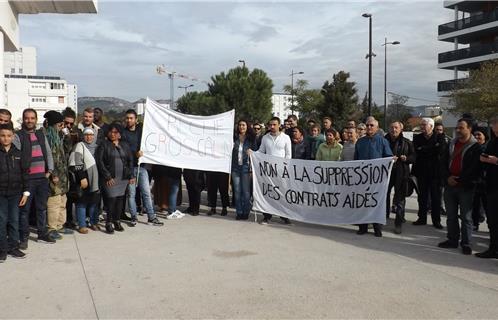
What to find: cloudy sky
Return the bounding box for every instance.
[18,1,455,106]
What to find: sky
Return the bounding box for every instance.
[18,0,456,106]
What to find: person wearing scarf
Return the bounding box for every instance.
[69,127,100,234]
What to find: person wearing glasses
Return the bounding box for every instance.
[354,117,393,237]
[253,123,264,149]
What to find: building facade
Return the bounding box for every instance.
[438,1,498,126]
[271,93,299,123]
[3,47,77,126]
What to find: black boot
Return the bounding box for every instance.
[114,221,124,232]
[105,223,114,234]
[373,224,382,237]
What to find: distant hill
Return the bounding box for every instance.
[78,97,173,113]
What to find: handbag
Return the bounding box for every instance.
[67,144,88,201]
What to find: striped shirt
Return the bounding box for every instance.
[28,133,46,178]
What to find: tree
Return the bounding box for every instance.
[283,79,324,122]
[387,93,412,126]
[176,91,214,116]
[319,71,359,128]
[208,66,273,121]
[451,59,498,123]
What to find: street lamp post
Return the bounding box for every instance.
[178,84,194,94]
[382,38,400,130]
[238,60,246,68]
[290,70,304,115]
[362,13,373,116]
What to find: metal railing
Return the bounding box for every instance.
[439,9,498,35]
[438,41,498,64]
[437,78,468,92]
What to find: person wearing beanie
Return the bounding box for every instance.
[44,111,73,239]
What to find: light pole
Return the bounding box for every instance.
[362,13,373,116]
[238,60,246,68]
[382,38,400,130]
[290,70,304,115]
[178,84,194,94]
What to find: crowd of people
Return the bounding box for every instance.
[0,106,497,264]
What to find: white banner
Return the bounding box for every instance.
[139,98,235,173]
[250,152,394,225]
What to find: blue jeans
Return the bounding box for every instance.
[75,202,98,228]
[127,167,155,220]
[19,178,49,239]
[444,186,474,247]
[167,177,180,214]
[232,171,252,216]
[0,194,21,252]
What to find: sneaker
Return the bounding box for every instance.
[37,234,56,244]
[130,217,137,227]
[147,217,164,226]
[462,246,472,255]
[0,252,6,263]
[19,240,28,250]
[8,248,26,259]
[261,218,270,225]
[174,210,186,218]
[167,212,183,220]
[438,240,458,249]
[49,230,62,240]
[58,228,74,235]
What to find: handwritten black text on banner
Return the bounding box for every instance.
[139,98,235,173]
[250,152,394,225]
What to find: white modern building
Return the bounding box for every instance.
[0,0,97,119]
[271,93,299,123]
[437,1,498,126]
[3,47,78,126]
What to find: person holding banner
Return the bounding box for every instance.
[315,128,342,161]
[206,171,230,216]
[231,120,257,220]
[354,117,393,237]
[385,121,415,234]
[255,116,292,225]
[96,123,134,234]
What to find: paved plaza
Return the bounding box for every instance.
[1,194,498,319]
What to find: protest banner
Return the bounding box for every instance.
[139,98,235,173]
[250,152,394,225]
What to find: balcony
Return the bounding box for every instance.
[439,9,498,43]
[438,41,498,70]
[437,78,469,92]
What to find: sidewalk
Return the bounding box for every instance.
[1,194,497,319]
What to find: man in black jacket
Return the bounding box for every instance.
[385,121,415,234]
[438,118,481,255]
[475,117,498,259]
[412,118,446,229]
[0,123,30,261]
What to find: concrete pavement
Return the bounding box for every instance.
[1,194,497,319]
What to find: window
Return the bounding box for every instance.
[19,68,23,74]
[58,96,64,104]
[10,68,15,74]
